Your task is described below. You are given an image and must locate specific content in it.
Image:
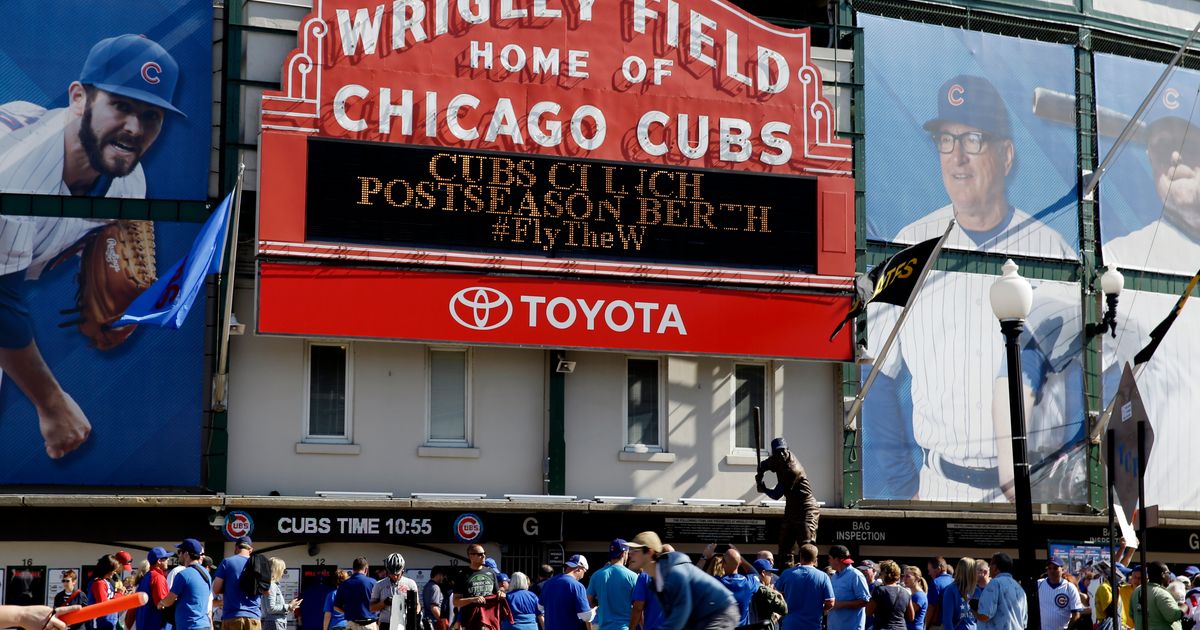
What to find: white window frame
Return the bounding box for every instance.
[623,356,666,453]
[425,346,472,448]
[730,362,771,456]
[302,341,354,444]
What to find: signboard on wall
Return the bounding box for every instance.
[860,14,1079,260]
[0,221,205,485]
[1094,54,1200,276]
[858,15,1086,505]
[251,509,560,543]
[257,0,855,309]
[0,0,211,200]
[305,138,819,271]
[259,262,853,360]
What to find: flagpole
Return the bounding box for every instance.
[212,163,246,411]
[1083,18,1200,202]
[844,219,956,430]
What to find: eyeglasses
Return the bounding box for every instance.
[932,131,992,155]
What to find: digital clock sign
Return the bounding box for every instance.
[305,138,819,271]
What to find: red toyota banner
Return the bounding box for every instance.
[258,263,853,360]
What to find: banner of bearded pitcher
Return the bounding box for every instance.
[0,0,210,486]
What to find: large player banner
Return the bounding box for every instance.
[861,15,1079,260]
[0,220,205,486]
[862,272,1088,504]
[1095,55,1200,276]
[860,16,1084,503]
[0,0,210,200]
[1100,287,1200,512]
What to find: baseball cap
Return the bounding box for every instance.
[79,34,186,117]
[753,559,779,574]
[1115,563,1133,577]
[857,560,878,572]
[497,573,510,583]
[923,74,1011,139]
[176,538,203,556]
[1186,566,1200,576]
[114,551,133,571]
[609,539,629,559]
[829,545,851,559]
[770,437,788,451]
[565,554,590,571]
[148,547,174,563]
[484,558,498,570]
[625,531,664,554]
[235,536,253,546]
[1047,557,1064,568]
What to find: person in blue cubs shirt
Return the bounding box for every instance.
[541,555,595,630]
[777,544,835,630]
[213,537,262,630]
[711,546,760,626]
[333,558,377,630]
[625,531,738,630]
[158,539,213,630]
[587,540,638,630]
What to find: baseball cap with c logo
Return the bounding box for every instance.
[79,34,186,118]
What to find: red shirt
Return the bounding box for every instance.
[148,566,169,604]
[91,578,112,604]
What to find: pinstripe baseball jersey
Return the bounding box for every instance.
[1104,220,1200,276]
[0,102,141,277]
[1037,578,1083,630]
[1110,288,1200,512]
[0,105,146,197]
[867,275,1084,502]
[894,204,1077,259]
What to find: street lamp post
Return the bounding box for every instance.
[989,259,1039,630]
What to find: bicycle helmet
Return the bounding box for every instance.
[384,553,405,574]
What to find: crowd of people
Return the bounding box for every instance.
[11,536,1200,630]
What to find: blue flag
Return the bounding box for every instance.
[116,192,233,329]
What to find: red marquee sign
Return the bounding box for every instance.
[258,262,853,360]
[258,0,855,281]
[257,0,856,358]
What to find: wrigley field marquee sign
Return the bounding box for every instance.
[257,0,855,358]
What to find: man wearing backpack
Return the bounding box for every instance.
[213,537,263,630]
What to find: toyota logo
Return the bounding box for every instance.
[450,287,513,331]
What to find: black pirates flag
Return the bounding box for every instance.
[830,236,942,342]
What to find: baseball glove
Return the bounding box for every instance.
[63,220,157,351]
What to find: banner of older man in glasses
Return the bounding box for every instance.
[1091,56,1200,512]
[1095,55,1200,276]
[859,15,1086,503]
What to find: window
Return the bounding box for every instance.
[305,343,351,441]
[428,348,469,445]
[733,363,767,451]
[626,358,662,450]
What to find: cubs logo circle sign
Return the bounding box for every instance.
[225,511,255,541]
[454,513,483,543]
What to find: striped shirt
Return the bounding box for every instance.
[1037,578,1083,630]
